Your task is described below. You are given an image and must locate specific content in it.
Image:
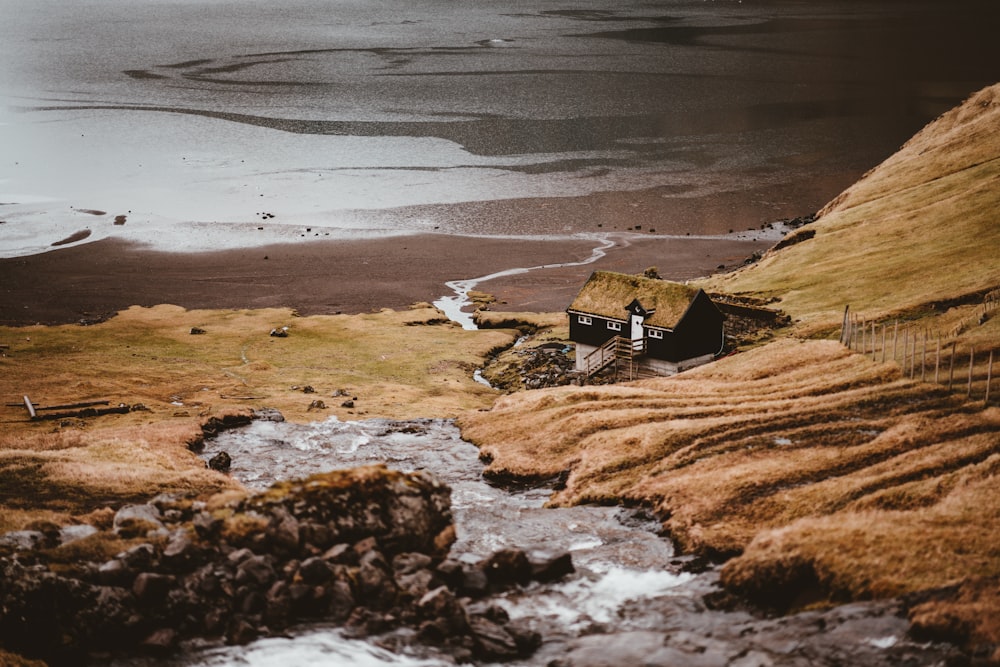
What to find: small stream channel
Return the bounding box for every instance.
[178,418,958,667]
[432,234,616,330]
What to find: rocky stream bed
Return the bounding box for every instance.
[0,414,966,666]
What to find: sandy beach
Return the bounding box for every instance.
[0,230,774,326]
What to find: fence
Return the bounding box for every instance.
[840,300,997,406]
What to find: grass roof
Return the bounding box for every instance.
[568,271,701,329]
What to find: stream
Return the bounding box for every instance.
[432,234,616,330]
[182,418,958,667]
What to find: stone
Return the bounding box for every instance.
[529,551,575,582]
[226,619,259,645]
[162,529,198,566]
[252,407,285,422]
[192,511,223,539]
[297,557,334,585]
[208,451,232,472]
[113,505,165,537]
[482,548,532,589]
[236,555,275,587]
[468,614,520,660]
[266,508,300,553]
[97,558,131,586]
[394,552,434,575]
[119,543,157,570]
[132,572,175,605]
[0,530,46,551]
[140,628,178,653]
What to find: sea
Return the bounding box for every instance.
[2,0,999,258]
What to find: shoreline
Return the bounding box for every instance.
[0,231,777,327]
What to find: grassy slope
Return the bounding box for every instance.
[705,84,1000,336]
[0,303,518,531]
[459,84,1000,658]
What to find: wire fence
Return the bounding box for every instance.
[840,292,999,406]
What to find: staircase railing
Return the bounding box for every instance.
[583,336,648,380]
[582,336,621,377]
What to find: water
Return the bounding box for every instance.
[2,0,999,256]
[182,418,957,667]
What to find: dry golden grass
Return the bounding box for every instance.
[459,85,1000,657]
[460,339,1000,623]
[704,85,1000,336]
[0,303,521,531]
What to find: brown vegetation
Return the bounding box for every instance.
[0,303,521,533]
[460,84,1000,661]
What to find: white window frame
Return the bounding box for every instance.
[577,315,592,325]
[647,328,664,339]
[607,321,622,331]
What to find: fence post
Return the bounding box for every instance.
[968,346,975,399]
[841,305,850,345]
[881,324,887,363]
[921,331,927,382]
[935,336,941,384]
[892,320,899,364]
[987,350,994,406]
[948,341,957,391]
[903,328,909,377]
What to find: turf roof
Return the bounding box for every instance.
[567,271,701,329]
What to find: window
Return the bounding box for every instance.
[607,321,622,331]
[647,328,664,339]
[577,315,592,325]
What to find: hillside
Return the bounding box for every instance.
[706,84,1000,337]
[459,84,1000,661]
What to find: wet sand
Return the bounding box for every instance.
[0,231,772,326]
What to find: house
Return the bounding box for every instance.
[567,271,725,379]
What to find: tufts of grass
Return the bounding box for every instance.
[703,85,1000,337]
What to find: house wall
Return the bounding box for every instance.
[570,290,725,373]
[568,314,622,349]
[669,291,725,361]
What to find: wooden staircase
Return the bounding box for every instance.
[582,336,649,382]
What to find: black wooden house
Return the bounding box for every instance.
[567,271,725,378]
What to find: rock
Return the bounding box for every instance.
[192,511,223,539]
[132,572,175,605]
[97,558,130,586]
[162,529,199,567]
[341,399,355,408]
[529,551,575,582]
[266,508,300,553]
[119,543,157,571]
[189,327,206,335]
[140,628,178,653]
[269,327,289,338]
[252,407,285,422]
[113,505,165,538]
[0,465,556,665]
[236,555,275,588]
[0,531,46,551]
[297,557,334,585]
[482,548,532,589]
[208,451,232,472]
[468,614,520,660]
[226,619,259,645]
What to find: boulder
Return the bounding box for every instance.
[113,505,164,538]
[208,451,232,472]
